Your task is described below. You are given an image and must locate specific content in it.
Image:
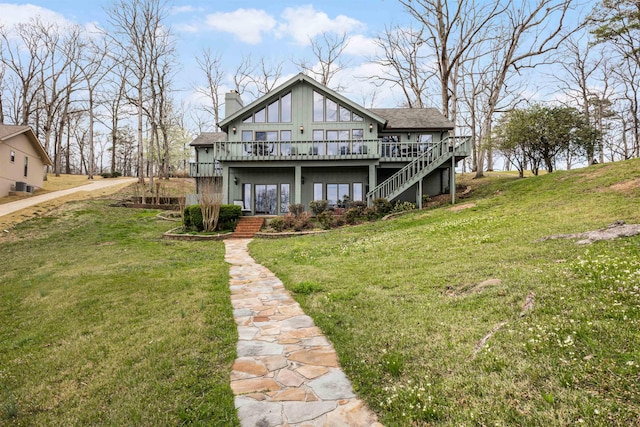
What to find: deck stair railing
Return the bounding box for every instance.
[366,136,470,204]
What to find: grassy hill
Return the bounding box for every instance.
[250,159,640,426]
[0,159,638,426]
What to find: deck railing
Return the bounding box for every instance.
[204,139,380,161]
[366,136,471,203]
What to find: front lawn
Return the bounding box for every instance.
[0,200,239,425]
[249,159,640,426]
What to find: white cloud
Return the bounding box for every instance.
[171,5,201,15]
[277,5,364,45]
[204,8,276,44]
[0,3,72,28]
[343,34,380,57]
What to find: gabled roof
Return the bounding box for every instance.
[219,73,387,129]
[189,132,227,147]
[0,124,53,165]
[370,108,454,130]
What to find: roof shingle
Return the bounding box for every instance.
[369,108,454,130]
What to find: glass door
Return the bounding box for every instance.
[255,185,278,214]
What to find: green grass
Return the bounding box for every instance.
[2,160,638,426]
[0,201,239,426]
[250,159,640,426]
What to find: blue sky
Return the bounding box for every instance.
[1,0,600,128]
[0,1,415,111]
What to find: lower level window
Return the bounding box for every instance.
[24,157,28,177]
[353,183,363,201]
[327,183,350,205]
[280,184,290,212]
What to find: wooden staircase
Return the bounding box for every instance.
[367,136,471,204]
[232,217,265,239]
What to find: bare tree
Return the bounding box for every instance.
[369,25,432,108]
[399,0,506,122]
[471,0,579,177]
[296,32,350,88]
[77,35,114,179]
[106,0,171,185]
[0,20,47,127]
[195,48,224,129]
[248,57,283,97]
[197,177,223,232]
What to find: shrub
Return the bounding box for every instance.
[309,200,329,215]
[187,204,204,231]
[392,201,417,213]
[348,200,367,213]
[373,198,392,215]
[288,203,305,217]
[344,208,361,225]
[317,210,335,229]
[218,204,242,231]
[269,217,286,232]
[100,172,112,178]
[183,206,192,228]
[294,211,313,231]
[363,206,378,220]
[283,213,297,229]
[111,171,122,178]
[422,194,431,205]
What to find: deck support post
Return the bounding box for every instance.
[417,178,423,209]
[294,165,302,205]
[450,155,456,205]
[368,164,376,206]
[222,165,230,204]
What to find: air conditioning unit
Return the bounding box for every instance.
[15,181,27,192]
[26,185,34,193]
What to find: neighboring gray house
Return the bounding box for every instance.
[189,73,470,215]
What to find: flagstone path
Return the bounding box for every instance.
[224,239,382,427]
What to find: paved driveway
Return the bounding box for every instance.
[0,178,137,218]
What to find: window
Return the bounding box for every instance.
[24,157,28,177]
[326,183,350,205]
[243,183,252,210]
[255,131,278,141]
[314,183,323,201]
[280,184,290,213]
[242,131,253,156]
[313,91,324,122]
[267,100,279,123]
[280,130,292,155]
[254,107,266,123]
[326,99,337,122]
[243,116,253,123]
[339,106,351,121]
[10,150,15,163]
[353,183,363,201]
[352,129,364,140]
[352,112,363,122]
[326,130,338,155]
[281,92,292,122]
[280,130,292,141]
[312,130,324,155]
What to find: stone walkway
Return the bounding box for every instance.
[224,239,382,427]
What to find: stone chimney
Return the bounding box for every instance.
[225,90,243,118]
